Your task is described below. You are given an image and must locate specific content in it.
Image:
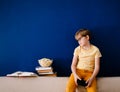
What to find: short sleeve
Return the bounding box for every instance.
[73,47,80,56]
[95,49,102,58]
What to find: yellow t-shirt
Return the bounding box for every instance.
[74,45,102,71]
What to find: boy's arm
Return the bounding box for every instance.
[91,57,100,79]
[86,57,100,87]
[71,55,81,85]
[71,55,78,76]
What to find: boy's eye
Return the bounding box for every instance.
[78,36,86,41]
[78,36,83,41]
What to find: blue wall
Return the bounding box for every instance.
[0,0,120,76]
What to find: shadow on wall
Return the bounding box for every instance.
[91,27,120,77]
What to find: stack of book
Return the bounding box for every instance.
[35,66,57,76]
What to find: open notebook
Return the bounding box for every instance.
[6,71,38,77]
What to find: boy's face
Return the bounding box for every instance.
[77,35,89,46]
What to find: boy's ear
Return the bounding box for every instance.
[86,35,90,40]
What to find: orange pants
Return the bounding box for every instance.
[65,69,96,92]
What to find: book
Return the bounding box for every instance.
[37,69,53,73]
[35,66,56,76]
[35,66,53,71]
[39,72,57,77]
[6,71,38,77]
[37,71,54,75]
[36,66,53,73]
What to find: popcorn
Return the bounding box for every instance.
[38,58,53,67]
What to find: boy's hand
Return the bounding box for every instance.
[85,77,94,88]
[73,74,81,86]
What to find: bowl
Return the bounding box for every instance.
[38,58,53,67]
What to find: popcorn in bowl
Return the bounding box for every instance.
[38,58,53,67]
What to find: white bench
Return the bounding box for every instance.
[0,77,120,92]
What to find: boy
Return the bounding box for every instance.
[66,29,102,92]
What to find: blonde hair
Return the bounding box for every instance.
[75,29,91,40]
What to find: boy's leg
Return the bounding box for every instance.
[84,72,97,92]
[86,78,97,92]
[65,73,77,92]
